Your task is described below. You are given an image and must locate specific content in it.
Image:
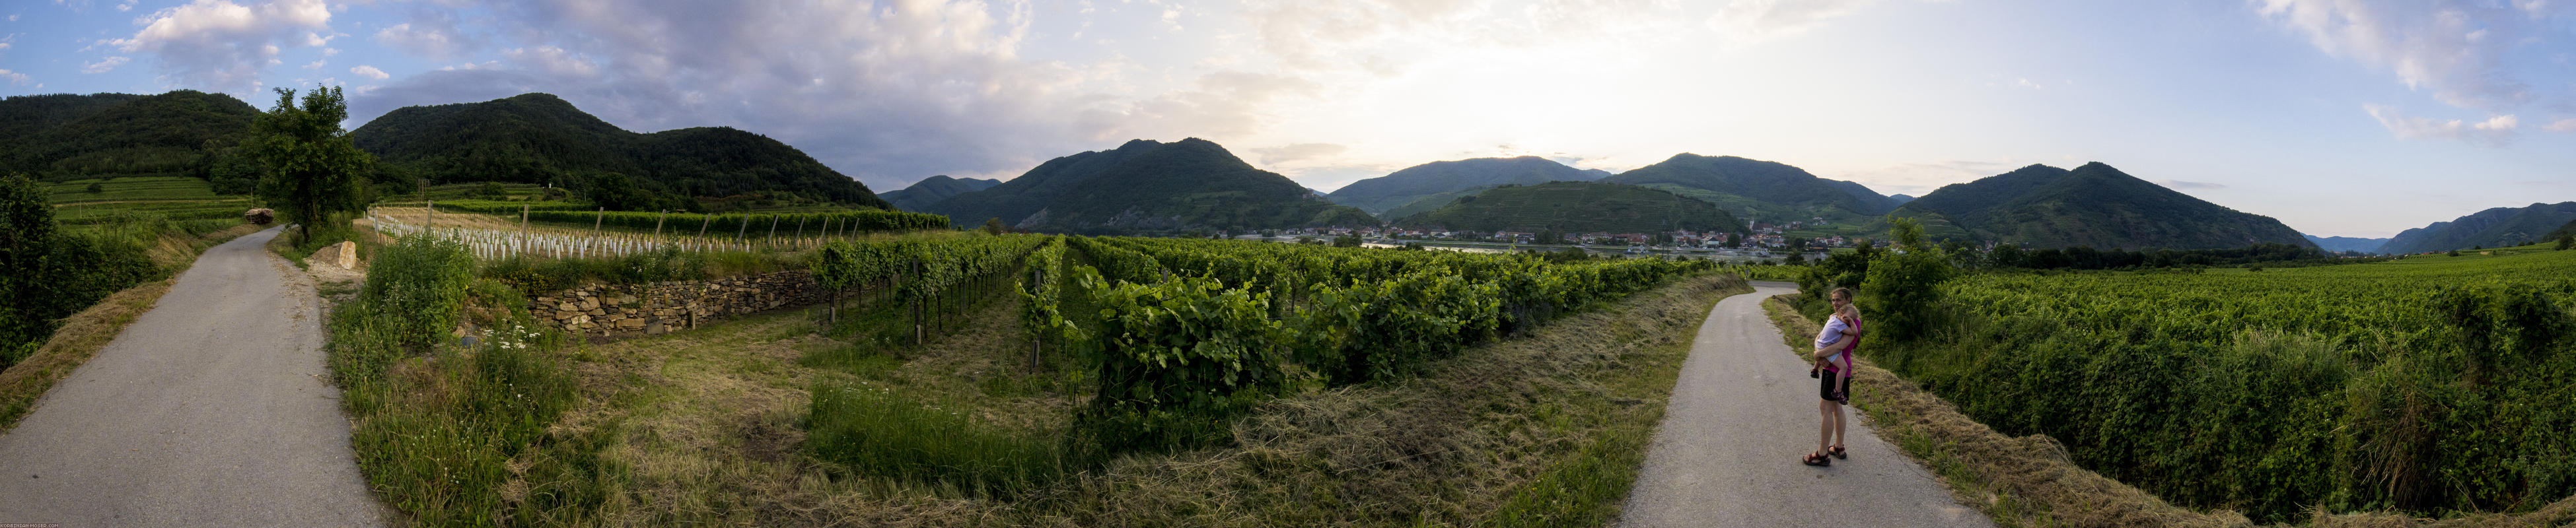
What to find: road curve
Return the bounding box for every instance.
[0,226,386,527]
[1620,282,1988,528]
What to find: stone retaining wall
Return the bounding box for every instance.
[528,270,827,339]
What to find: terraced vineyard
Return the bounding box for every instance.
[1871,246,2576,521]
[46,176,252,229]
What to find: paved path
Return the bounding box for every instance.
[1620,282,1989,528]
[0,226,386,527]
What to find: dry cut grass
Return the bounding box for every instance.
[1759,296,2576,528]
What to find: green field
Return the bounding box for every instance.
[1869,244,2576,521]
[46,176,252,228]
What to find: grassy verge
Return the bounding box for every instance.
[0,222,262,434]
[1757,295,2576,528]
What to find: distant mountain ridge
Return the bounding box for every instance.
[0,90,258,178]
[2303,234,2389,254]
[879,175,999,211]
[1599,154,1894,228]
[1889,162,2312,250]
[1390,181,1748,235]
[923,138,1375,233]
[2378,202,2576,254]
[1324,156,1607,215]
[350,92,891,209]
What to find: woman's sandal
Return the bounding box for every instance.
[1802,452,1831,467]
[1830,446,1847,459]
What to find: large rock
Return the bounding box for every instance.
[326,241,358,269]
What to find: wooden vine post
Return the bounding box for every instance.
[653,210,668,238]
[519,204,531,255]
[591,207,606,252]
[767,214,781,249]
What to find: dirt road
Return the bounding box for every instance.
[1620,282,1988,528]
[0,226,385,526]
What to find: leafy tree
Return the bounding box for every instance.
[2557,234,2571,251]
[85,182,103,193]
[250,86,371,243]
[1860,218,1954,341]
[984,217,1009,235]
[1,174,56,364]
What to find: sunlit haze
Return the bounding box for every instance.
[6,0,2573,237]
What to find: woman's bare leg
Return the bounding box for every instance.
[1817,399,1834,456]
[1831,400,1847,449]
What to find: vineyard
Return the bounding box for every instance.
[1867,246,2576,521]
[46,176,253,229]
[363,205,951,260]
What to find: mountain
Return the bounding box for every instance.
[0,90,259,178]
[2379,202,2576,253]
[1600,154,1894,228]
[1324,156,1608,215]
[1392,181,1747,235]
[2303,234,2390,253]
[2550,218,2576,241]
[349,92,890,210]
[1889,162,2312,250]
[923,138,1376,233]
[1888,194,1917,205]
[878,175,999,211]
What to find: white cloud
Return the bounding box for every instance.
[2363,104,2519,145]
[0,69,30,86]
[81,55,131,73]
[108,0,334,92]
[349,64,388,80]
[2258,0,2573,111]
[1251,143,1349,165]
[304,59,325,69]
[2545,118,2576,132]
[373,20,467,60]
[502,46,596,77]
[1706,0,1870,46]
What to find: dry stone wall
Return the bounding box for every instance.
[528,270,829,339]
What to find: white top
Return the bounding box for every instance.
[1813,314,1851,366]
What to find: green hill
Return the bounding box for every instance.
[0,90,259,179]
[879,175,1000,211]
[349,92,890,211]
[1598,154,1892,232]
[2379,202,2576,254]
[924,138,1376,234]
[1892,162,2313,250]
[1390,181,1747,235]
[2551,218,2576,241]
[1324,156,1606,214]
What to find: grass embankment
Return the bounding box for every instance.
[332,234,1748,526]
[0,221,262,434]
[1760,295,2576,528]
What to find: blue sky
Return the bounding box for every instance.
[2,0,2571,238]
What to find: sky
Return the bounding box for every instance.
[2,0,2573,238]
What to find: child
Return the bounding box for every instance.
[1810,290,1860,403]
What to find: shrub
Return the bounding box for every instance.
[1076,270,1289,452]
[361,234,476,351]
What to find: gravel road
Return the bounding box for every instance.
[1619,282,1989,528]
[0,226,386,527]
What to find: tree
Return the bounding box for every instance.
[2,174,57,364]
[250,86,371,244]
[1861,217,1954,341]
[1334,234,1361,248]
[984,217,1009,235]
[2557,234,2571,251]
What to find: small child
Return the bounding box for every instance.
[1810,295,1860,403]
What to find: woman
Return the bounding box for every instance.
[1803,288,1860,467]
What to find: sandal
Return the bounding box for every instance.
[1830,446,1847,459]
[1802,452,1831,467]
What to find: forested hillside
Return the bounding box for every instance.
[1886,162,2312,250]
[1599,154,1892,231]
[349,92,890,211]
[1391,181,1746,235]
[923,138,1375,233]
[880,175,1001,211]
[0,90,258,179]
[2378,202,2576,254]
[1324,156,1606,215]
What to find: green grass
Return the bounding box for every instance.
[805,380,1068,497]
[47,176,229,203]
